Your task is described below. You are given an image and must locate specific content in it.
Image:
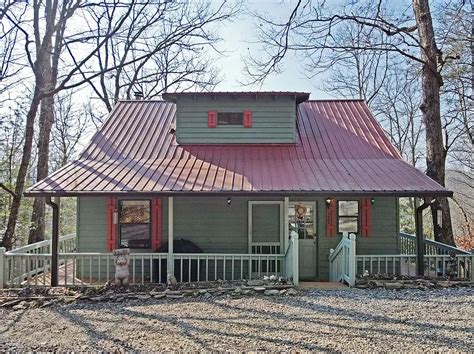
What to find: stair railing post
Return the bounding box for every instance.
[0,247,5,289]
[348,233,356,287]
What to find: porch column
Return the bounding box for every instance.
[284,197,289,252]
[46,197,59,287]
[415,197,431,277]
[167,196,174,276]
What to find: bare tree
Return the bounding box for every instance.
[84,0,232,112]
[246,0,463,245]
[0,0,238,249]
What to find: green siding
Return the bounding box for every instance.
[77,195,400,282]
[77,197,108,252]
[175,95,296,144]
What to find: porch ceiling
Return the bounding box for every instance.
[25,100,452,197]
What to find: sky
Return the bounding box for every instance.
[207,0,331,99]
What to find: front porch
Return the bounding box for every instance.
[1,230,472,288]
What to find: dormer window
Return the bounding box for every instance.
[208,110,253,128]
[217,112,243,125]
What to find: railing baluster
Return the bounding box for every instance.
[98,254,101,284]
[231,256,234,281]
[214,256,217,281]
[206,256,209,282]
[149,255,153,284]
[89,255,93,284]
[221,256,225,281]
[197,256,200,282]
[188,255,192,283]
[142,254,145,285]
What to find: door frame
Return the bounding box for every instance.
[288,200,318,280]
[248,201,284,254]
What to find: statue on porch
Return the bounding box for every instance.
[113,248,130,286]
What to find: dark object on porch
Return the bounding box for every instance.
[155,238,203,282]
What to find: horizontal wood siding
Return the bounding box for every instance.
[176,95,296,144]
[76,195,399,282]
[77,197,108,253]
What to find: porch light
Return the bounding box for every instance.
[325,198,332,207]
[371,198,375,205]
[227,197,232,205]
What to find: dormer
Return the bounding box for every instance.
[163,91,310,144]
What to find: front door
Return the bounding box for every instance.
[289,202,317,280]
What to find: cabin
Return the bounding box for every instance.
[5,91,469,289]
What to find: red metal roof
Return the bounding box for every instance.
[26,99,451,196]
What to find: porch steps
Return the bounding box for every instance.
[298,281,350,290]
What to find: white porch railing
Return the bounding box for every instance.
[399,232,470,255]
[172,253,285,283]
[357,254,474,280]
[284,231,299,286]
[329,232,356,286]
[8,233,76,254]
[0,231,293,287]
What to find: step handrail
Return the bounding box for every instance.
[399,232,470,255]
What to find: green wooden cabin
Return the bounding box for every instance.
[27,91,451,284]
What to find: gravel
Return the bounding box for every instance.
[0,288,472,351]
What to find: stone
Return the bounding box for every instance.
[63,297,77,304]
[12,301,28,311]
[368,280,385,288]
[166,294,184,299]
[247,280,264,286]
[264,289,279,296]
[253,287,266,293]
[385,282,403,290]
[279,290,287,295]
[203,292,212,299]
[241,290,252,295]
[286,288,298,296]
[136,295,151,300]
[153,293,167,299]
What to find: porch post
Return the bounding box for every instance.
[46,197,60,287]
[284,197,289,252]
[167,196,174,276]
[415,198,430,277]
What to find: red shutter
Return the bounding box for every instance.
[361,198,372,237]
[106,197,117,252]
[208,111,217,128]
[243,111,253,128]
[326,198,337,237]
[151,197,162,251]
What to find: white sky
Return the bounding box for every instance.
[209,0,331,99]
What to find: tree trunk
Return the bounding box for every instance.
[412,0,454,245]
[28,95,54,244]
[1,92,42,250]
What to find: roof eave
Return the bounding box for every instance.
[24,189,454,198]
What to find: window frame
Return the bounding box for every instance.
[118,199,152,249]
[337,200,359,234]
[288,201,317,240]
[216,111,244,126]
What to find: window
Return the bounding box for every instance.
[217,112,243,125]
[119,200,151,248]
[338,200,359,233]
[288,203,315,239]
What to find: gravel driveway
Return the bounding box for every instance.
[1,288,472,351]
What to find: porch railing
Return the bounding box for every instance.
[329,232,356,286]
[399,232,470,255]
[357,254,474,280]
[8,233,76,254]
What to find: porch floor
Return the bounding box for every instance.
[298,281,349,290]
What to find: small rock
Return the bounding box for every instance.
[241,290,252,295]
[253,287,266,293]
[279,290,287,295]
[247,280,264,286]
[385,282,403,290]
[287,288,298,296]
[63,297,77,304]
[166,294,184,299]
[264,289,279,296]
[153,293,166,299]
[136,295,151,300]
[203,292,212,299]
